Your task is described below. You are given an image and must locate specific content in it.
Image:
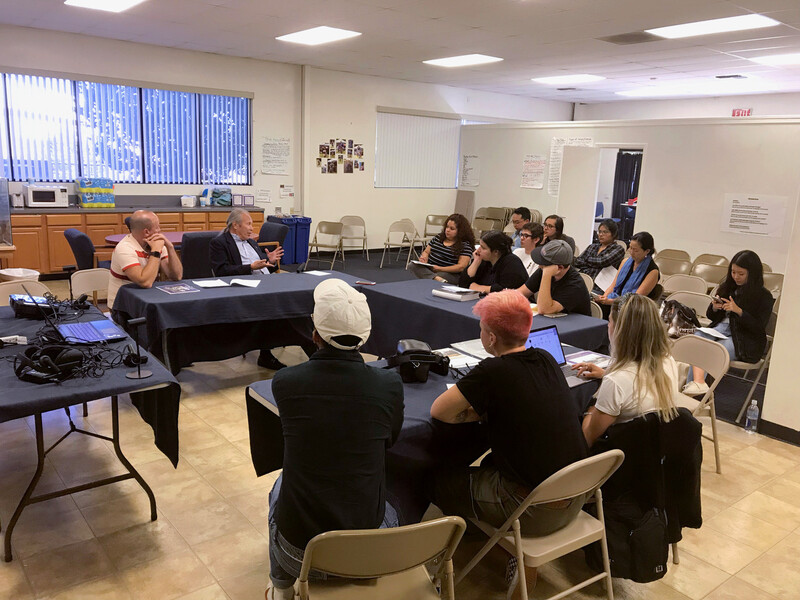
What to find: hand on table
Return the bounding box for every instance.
[571,363,605,379]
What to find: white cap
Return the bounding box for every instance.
[312,279,371,350]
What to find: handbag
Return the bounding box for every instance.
[385,339,450,383]
[660,299,700,338]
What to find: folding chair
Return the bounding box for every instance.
[71,267,110,308]
[380,219,420,268]
[0,280,51,306]
[456,450,625,600]
[733,311,778,423]
[579,272,594,293]
[661,274,709,296]
[340,215,369,261]
[654,256,691,281]
[692,254,728,268]
[422,215,448,244]
[689,263,728,292]
[655,249,691,261]
[665,291,713,326]
[308,221,345,270]
[590,300,603,319]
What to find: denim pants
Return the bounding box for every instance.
[268,475,399,590]
[688,318,735,382]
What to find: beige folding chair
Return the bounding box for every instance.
[689,263,728,291]
[665,291,713,326]
[672,336,730,474]
[530,209,543,224]
[0,280,51,306]
[590,300,603,319]
[661,274,709,296]
[482,207,509,226]
[308,221,345,270]
[763,272,783,299]
[472,217,502,238]
[71,268,110,308]
[380,219,420,268]
[340,215,369,261]
[654,256,691,281]
[692,253,728,268]
[615,240,627,252]
[422,215,448,244]
[456,450,624,600]
[579,272,594,293]
[733,311,778,423]
[656,249,691,261]
[294,516,466,600]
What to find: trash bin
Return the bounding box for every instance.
[267,215,297,264]
[0,268,40,282]
[293,216,312,265]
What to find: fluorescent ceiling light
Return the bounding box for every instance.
[276,26,361,46]
[646,14,780,39]
[532,74,605,85]
[617,77,779,98]
[423,54,503,68]
[749,52,800,66]
[64,0,146,11]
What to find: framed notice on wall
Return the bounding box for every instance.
[720,193,787,237]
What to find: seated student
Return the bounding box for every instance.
[574,294,680,447]
[458,230,528,294]
[267,279,404,600]
[509,207,531,249]
[595,231,659,311]
[209,208,283,277]
[517,239,591,316]
[431,290,588,598]
[684,249,774,395]
[542,214,576,254]
[409,213,474,285]
[512,222,544,277]
[574,219,626,292]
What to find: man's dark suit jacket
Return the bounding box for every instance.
[209,230,276,277]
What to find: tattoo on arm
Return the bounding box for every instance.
[455,409,469,423]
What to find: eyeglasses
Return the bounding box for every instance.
[543,223,556,229]
[519,233,533,239]
[597,229,610,235]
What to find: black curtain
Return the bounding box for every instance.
[611,151,643,219]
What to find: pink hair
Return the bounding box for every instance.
[473,290,532,345]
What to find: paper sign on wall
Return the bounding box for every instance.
[548,136,593,197]
[720,193,787,237]
[521,154,546,189]
[279,184,294,199]
[461,154,480,186]
[261,137,291,175]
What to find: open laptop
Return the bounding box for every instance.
[525,325,609,388]
[21,285,127,344]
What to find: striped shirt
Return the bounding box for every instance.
[425,237,473,267]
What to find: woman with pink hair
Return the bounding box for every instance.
[430,290,587,598]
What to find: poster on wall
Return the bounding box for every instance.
[521,154,546,189]
[261,137,291,175]
[460,154,480,187]
[720,193,787,237]
[315,138,365,174]
[548,136,593,197]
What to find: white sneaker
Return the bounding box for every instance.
[683,381,709,396]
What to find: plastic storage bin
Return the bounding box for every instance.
[293,216,312,265]
[0,268,40,282]
[268,216,297,264]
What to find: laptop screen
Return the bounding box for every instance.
[525,325,566,365]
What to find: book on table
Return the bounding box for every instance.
[431,285,480,302]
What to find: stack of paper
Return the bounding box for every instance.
[432,285,480,302]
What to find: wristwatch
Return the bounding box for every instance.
[149,250,161,259]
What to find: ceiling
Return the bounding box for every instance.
[2,0,800,103]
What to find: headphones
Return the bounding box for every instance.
[72,294,90,311]
[122,343,148,368]
[14,346,84,384]
[386,339,450,383]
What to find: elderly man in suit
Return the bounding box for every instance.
[209,208,283,276]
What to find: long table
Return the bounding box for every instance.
[0,306,181,561]
[246,353,600,524]
[360,279,610,358]
[112,272,363,372]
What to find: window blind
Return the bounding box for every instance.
[142,88,199,184]
[200,94,250,185]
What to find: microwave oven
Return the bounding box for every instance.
[23,184,70,208]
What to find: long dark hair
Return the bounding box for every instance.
[481,230,512,257]
[437,213,475,250]
[544,215,565,240]
[718,250,764,301]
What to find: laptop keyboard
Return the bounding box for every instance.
[61,322,101,341]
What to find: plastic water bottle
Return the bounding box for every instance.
[744,400,760,434]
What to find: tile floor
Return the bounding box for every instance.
[1,281,798,599]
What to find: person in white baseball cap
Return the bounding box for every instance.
[266,279,404,599]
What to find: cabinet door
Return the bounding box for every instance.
[48,226,83,272]
[183,224,207,232]
[85,224,119,265]
[9,228,48,271]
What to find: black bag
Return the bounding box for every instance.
[660,299,701,338]
[584,501,669,583]
[385,339,449,383]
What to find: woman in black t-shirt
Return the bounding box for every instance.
[458,230,528,293]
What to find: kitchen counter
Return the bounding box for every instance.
[10,206,264,214]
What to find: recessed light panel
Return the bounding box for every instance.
[532,74,605,85]
[423,54,503,68]
[617,78,778,98]
[276,26,361,46]
[64,0,147,12]
[749,53,800,66]
[646,14,780,39]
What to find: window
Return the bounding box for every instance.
[0,71,251,185]
[374,112,460,188]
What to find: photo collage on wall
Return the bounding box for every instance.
[316,138,364,174]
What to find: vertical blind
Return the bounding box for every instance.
[374,112,460,188]
[200,94,250,184]
[142,88,199,184]
[0,86,9,180]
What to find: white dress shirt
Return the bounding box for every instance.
[234,235,270,275]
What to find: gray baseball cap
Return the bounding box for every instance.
[531,239,573,266]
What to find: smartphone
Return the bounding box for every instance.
[543,312,568,318]
[356,280,377,285]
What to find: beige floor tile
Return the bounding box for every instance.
[0,463,66,515]
[0,560,34,600]
[659,549,729,600]
[701,459,776,505]
[758,477,800,510]
[179,424,230,453]
[178,389,234,413]
[676,527,761,575]
[733,490,800,530]
[174,584,230,600]
[134,457,201,490]
[164,500,252,546]
[704,506,791,552]
[203,463,270,498]
[180,441,250,475]
[607,578,694,600]
[80,495,158,538]
[119,550,216,600]
[192,525,269,579]
[217,567,269,600]
[150,476,226,520]
[97,518,189,571]
[46,575,133,600]
[12,500,95,558]
[754,436,800,462]
[703,576,780,600]
[21,539,114,598]
[729,445,798,477]
[738,532,800,597]
[227,488,270,533]
[70,478,144,509]
[699,492,729,520]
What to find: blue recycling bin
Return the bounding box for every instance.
[293,216,312,265]
[268,215,297,264]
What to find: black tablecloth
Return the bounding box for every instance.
[246,353,600,524]
[113,272,363,372]
[0,306,181,465]
[360,279,610,357]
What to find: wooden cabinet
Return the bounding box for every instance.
[85,214,122,265]
[158,213,181,232]
[46,215,84,272]
[9,215,47,272]
[208,213,228,231]
[182,213,208,232]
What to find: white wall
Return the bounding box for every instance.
[596,148,619,218]
[575,92,800,121]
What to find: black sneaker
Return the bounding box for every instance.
[257,350,287,370]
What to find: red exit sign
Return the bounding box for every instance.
[732,108,752,117]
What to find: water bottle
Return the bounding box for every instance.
[744,400,759,434]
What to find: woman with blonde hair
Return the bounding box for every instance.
[574,293,679,447]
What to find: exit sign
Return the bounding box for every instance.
[732,108,752,117]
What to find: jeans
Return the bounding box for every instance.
[688,318,735,382]
[409,262,461,284]
[268,475,399,590]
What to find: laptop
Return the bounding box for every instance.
[525,325,608,388]
[21,285,127,344]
